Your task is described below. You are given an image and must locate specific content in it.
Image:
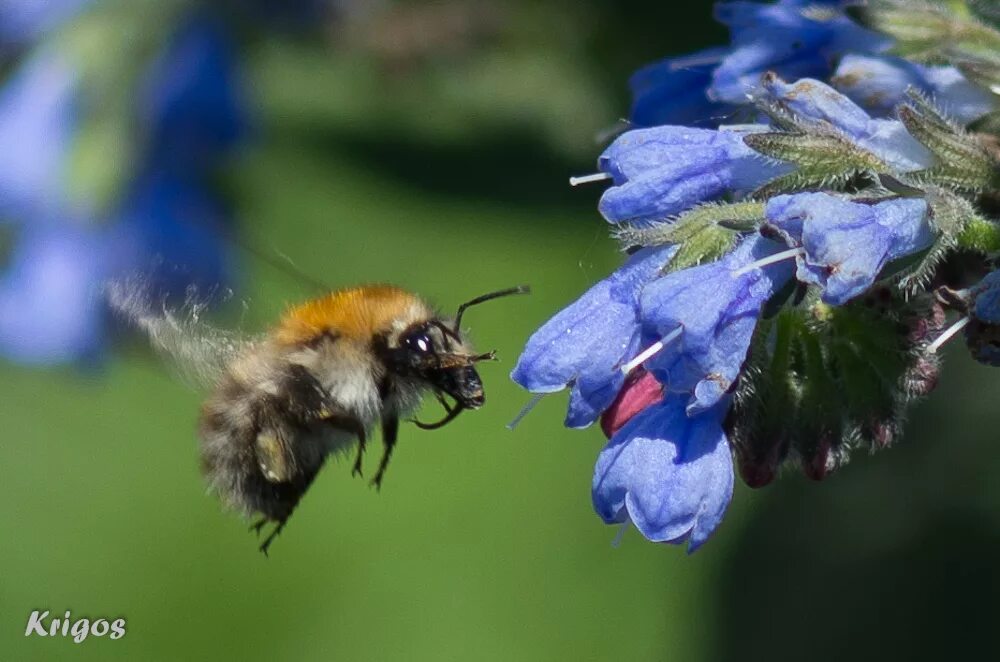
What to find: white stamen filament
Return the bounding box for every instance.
[669,51,726,70]
[927,316,970,354]
[731,247,806,278]
[569,172,612,186]
[612,521,630,548]
[620,326,684,375]
[506,393,546,430]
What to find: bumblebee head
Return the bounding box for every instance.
[390,320,491,409]
[382,286,529,412]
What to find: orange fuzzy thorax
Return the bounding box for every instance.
[274,285,430,345]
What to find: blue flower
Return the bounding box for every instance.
[597,125,791,224]
[710,0,891,104]
[831,54,997,124]
[765,192,933,305]
[0,13,244,366]
[0,0,92,49]
[0,52,78,220]
[966,271,1000,366]
[629,47,737,128]
[511,245,677,428]
[112,170,233,300]
[758,74,933,172]
[139,15,249,174]
[971,271,1000,326]
[0,218,117,364]
[639,234,793,414]
[592,394,733,552]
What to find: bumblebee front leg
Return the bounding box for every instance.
[371,415,399,491]
[322,413,367,478]
[352,428,367,478]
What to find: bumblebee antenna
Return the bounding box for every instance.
[453,285,531,332]
[226,231,332,294]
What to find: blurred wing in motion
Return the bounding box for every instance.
[106,278,253,388]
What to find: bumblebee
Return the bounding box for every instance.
[110,282,526,554]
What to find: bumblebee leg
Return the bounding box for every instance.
[249,517,268,537]
[351,428,367,478]
[371,415,399,491]
[410,393,465,430]
[321,414,367,479]
[259,519,286,557]
[253,459,326,556]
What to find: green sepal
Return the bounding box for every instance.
[956,215,1000,252]
[898,102,1000,191]
[614,201,765,272]
[898,187,976,292]
[744,132,888,197]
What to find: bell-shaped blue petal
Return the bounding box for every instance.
[597,125,790,224]
[511,245,677,428]
[629,47,737,129]
[139,15,249,173]
[710,0,891,104]
[966,271,1000,366]
[0,52,77,221]
[832,54,996,124]
[640,234,792,414]
[971,271,1000,326]
[759,75,933,172]
[765,192,933,305]
[592,395,733,552]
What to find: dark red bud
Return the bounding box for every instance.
[802,436,834,481]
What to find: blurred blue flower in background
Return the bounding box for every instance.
[0,51,77,220]
[832,54,997,122]
[628,0,892,128]
[0,8,247,365]
[139,15,248,175]
[0,0,92,50]
[629,48,737,128]
[709,0,891,103]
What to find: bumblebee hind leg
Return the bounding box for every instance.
[250,459,325,556]
[258,520,287,557]
[249,517,284,557]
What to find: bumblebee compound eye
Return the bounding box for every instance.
[403,332,433,354]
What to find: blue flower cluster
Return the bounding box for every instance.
[0,5,247,364]
[514,0,1000,550]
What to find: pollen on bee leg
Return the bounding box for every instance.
[506,393,546,430]
[569,172,612,186]
[619,326,683,376]
[730,247,806,277]
[927,316,970,354]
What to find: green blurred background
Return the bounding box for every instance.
[3,1,1000,660]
